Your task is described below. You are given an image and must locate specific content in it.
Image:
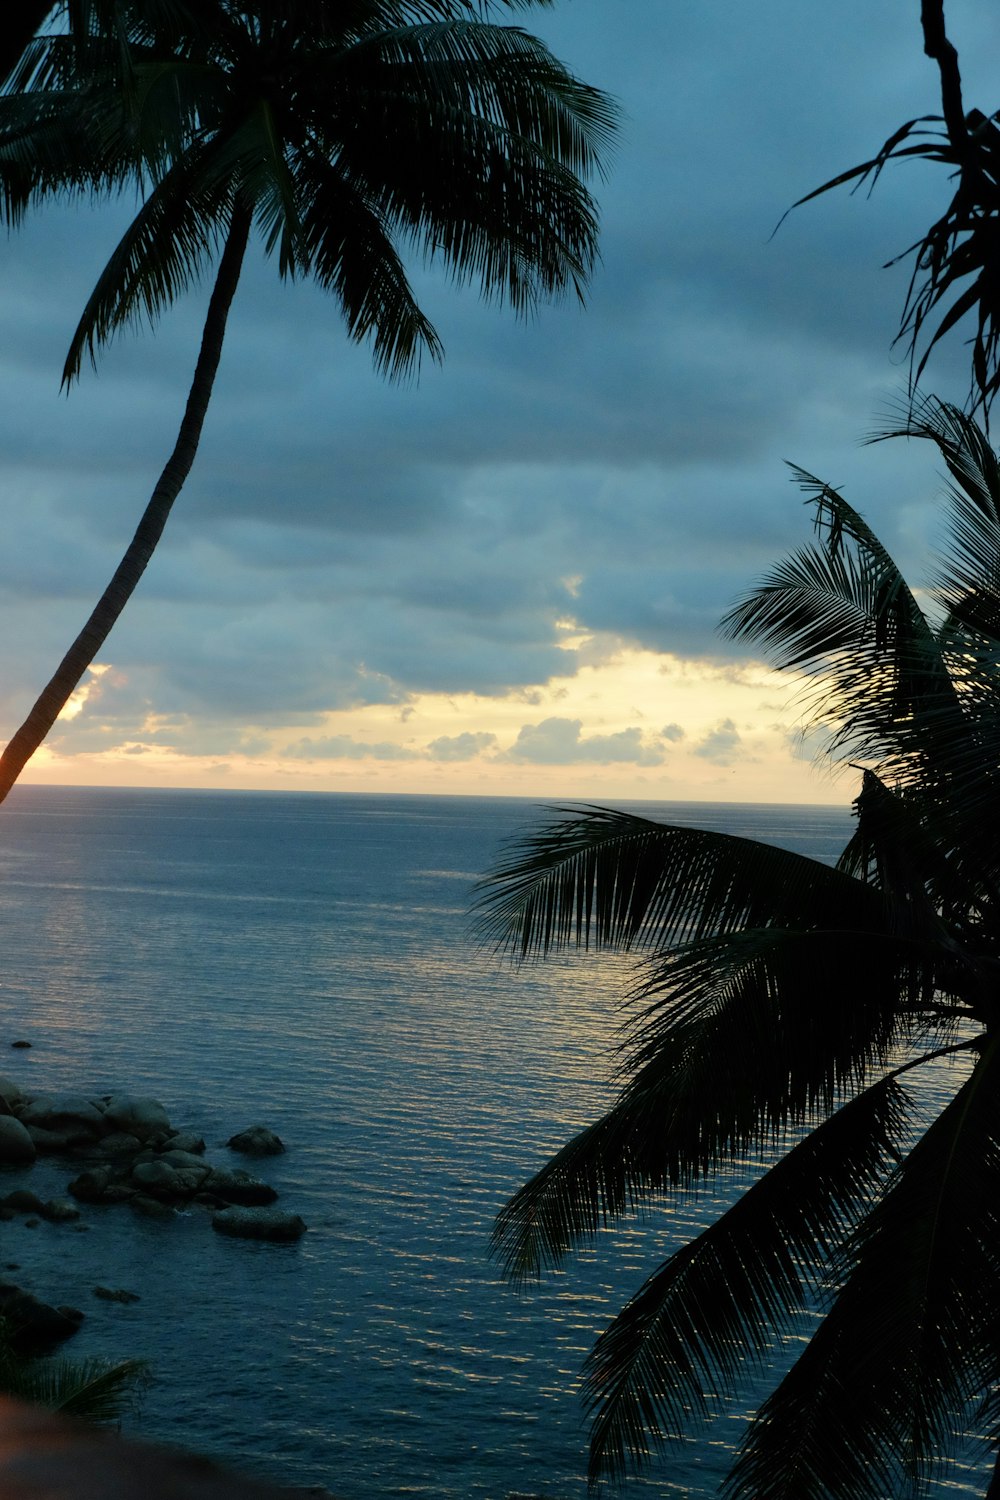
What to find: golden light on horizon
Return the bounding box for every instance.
[17,645,853,806]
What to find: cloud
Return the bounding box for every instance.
[1,0,994,788]
[425,731,497,762]
[504,716,664,766]
[693,719,744,765]
[284,735,419,761]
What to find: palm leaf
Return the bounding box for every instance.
[297,151,443,377]
[315,20,612,309]
[62,139,232,380]
[0,1317,148,1426]
[785,107,1000,410]
[11,1354,150,1424]
[474,805,874,958]
[583,1069,918,1481]
[490,916,955,1283]
[725,1035,1000,1500]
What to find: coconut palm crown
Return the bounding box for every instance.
[0,0,615,800]
[476,397,1000,1498]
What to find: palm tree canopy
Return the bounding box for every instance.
[0,1317,148,1426]
[786,2,1000,415]
[475,397,1000,1497]
[0,0,615,806]
[1,0,615,381]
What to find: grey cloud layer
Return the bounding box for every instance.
[1,1,996,758]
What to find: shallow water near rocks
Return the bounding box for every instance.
[0,788,988,1498]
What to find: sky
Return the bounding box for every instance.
[4,0,1000,806]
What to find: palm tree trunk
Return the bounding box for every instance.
[0,197,253,805]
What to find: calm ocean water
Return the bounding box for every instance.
[0,788,986,1498]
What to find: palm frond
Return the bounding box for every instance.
[874,395,1000,638]
[584,1071,915,1481]
[722,469,984,805]
[725,1035,1000,1500]
[786,107,1000,412]
[491,916,955,1284]
[474,805,873,958]
[297,152,443,377]
[62,142,230,380]
[315,20,613,310]
[0,1318,148,1426]
[12,1354,150,1424]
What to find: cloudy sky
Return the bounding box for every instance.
[4,0,999,804]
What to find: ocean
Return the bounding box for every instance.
[0,788,986,1498]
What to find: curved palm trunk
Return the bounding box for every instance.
[0,198,253,805]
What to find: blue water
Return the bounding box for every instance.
[0,789,984,1498]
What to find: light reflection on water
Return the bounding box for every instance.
[0,788,986,1498]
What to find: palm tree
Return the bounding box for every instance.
[476,397,1000,1499]
[0,0,614,801]
[0,1317,148,1425]
[792,0,1000,416]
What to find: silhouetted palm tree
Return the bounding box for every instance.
[794,0,1000,416]
[0,0,614,798]
[477,397,1000,1498]
[0,1317,147,1424]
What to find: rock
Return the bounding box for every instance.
[40,1199,81,1224]
[0,1077,23,1109]
[19,1095,105,1137]
[130,1195,174,1220]
[3,1190,46,1215]
[103,1095,172,1141]
[172,1167,212,1194]
[131,1160,180,1194]
[163,1131,205,1155]
[15,1092,53,1120]
[67,1168,113,1204]
[23,1124,74,1155]
[211,1207,307,1242]
[205,1168,277,1206]
[104,1184,136,1204]
[157,1149,209,1171]
[227,1126,285,1157]
[0,1116,35,1165]
[99,1132,143,1158]
[9,1040,31,1049]
[92,1286,140,1304]
[0,1284,83,1352]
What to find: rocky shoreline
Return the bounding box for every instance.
[0,1073,307,1352]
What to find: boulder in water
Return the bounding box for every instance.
[205,1168,277,1206]
[0,1077,23,1110]
[99,1131,143,1158]
[211,1207,306,1242]
[227,1126,285,1157]
[40,1198,80,1224]
[19,1095,105,1138]
[92,1286,140,1304]
[0,1283,83,1352]
[2,1190,45,1215]
[0,1117,35,1165]
[23,1124,75,1155]
[67,1167,125,1204]
[103,1095,171,1141]
[163,1131,205,1156]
